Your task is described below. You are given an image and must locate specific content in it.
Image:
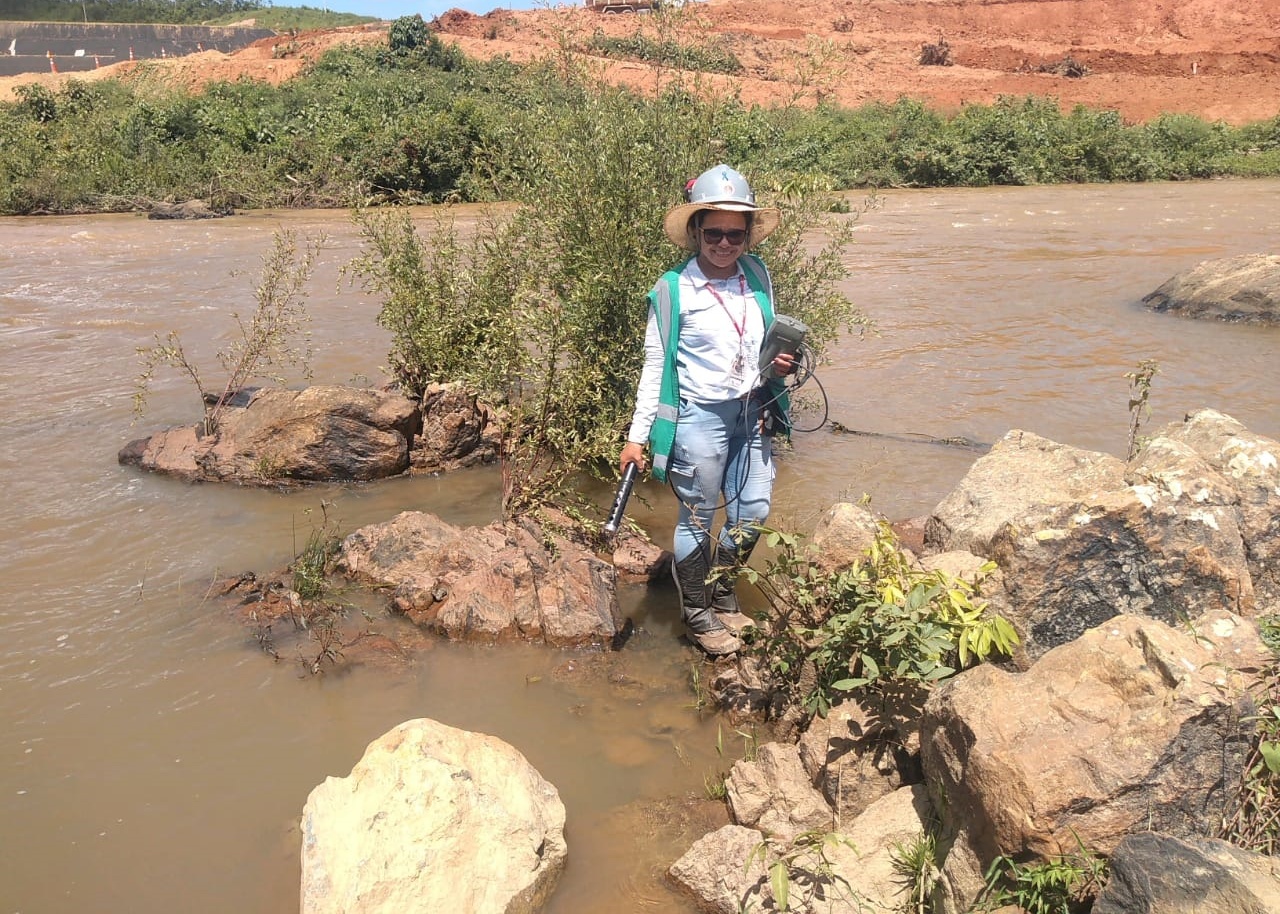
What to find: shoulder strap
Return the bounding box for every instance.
[740,253,776,324]
[650,256,695,355]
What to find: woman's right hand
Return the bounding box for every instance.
[619,441,646,475]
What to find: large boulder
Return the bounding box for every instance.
[301,718,566,914]
[920,613,1258,914]
[1142,253,1280,325]
[991,435,1253,658]
[925,430,1125,558]
[337,511,625,648]
[926,426,1259,660]
[1093,833,1280,914]
[120,385,419,484]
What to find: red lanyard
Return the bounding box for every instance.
[705,274,748,341]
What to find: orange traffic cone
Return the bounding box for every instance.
[128,47,134,61]
[49,56,57,73]
[94,55,100,68]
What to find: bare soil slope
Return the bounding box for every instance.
[4,1,1279,124]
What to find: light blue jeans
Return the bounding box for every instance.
[668,396,774,562]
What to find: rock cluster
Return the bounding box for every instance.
[120,381,497,486]
[337,510,626,649]
[672,409,1280,914]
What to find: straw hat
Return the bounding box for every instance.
[663,164,781,252]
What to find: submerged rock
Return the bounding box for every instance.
[147,199,228,219]
[337,510,625,649]
[1142,253,1280,324]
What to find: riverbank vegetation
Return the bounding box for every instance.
[3,14,1280,216]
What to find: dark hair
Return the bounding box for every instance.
[687,209,754,247]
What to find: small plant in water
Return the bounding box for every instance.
[303,616,345,675]
[1125,357,1160,460]
[290,501,341,601]
[133,230,321,436]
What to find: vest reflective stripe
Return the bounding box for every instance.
[645,254,790,482]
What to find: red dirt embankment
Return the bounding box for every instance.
[3,0,1279,124]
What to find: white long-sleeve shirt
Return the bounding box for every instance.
[626,258,766,445]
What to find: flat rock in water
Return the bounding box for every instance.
[147,200,228,219]
[1142,253,1280,324]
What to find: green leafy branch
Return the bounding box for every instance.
[743,521,1019,719]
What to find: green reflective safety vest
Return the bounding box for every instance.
[647,254,792,483]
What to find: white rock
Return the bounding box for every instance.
[301,718,566,914]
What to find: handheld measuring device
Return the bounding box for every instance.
[759,314,809,379]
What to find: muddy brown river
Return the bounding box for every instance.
[2,180,1278,913]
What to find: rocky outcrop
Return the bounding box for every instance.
[921,613,1260,913]
[120,385,419,485]
[301,718,566,914]
[1093,833,1280,914]
[337,510,625,648]
[1142,253,1280,325]
[925,413,1277,660]
[676,409,1278,914]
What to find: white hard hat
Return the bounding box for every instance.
[663,164,781,251]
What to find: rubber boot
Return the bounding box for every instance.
[673,548,741,656]
[709,541,756,635]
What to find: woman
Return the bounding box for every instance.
[620,164,796,656]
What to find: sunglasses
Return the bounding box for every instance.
[701,228,748,246]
